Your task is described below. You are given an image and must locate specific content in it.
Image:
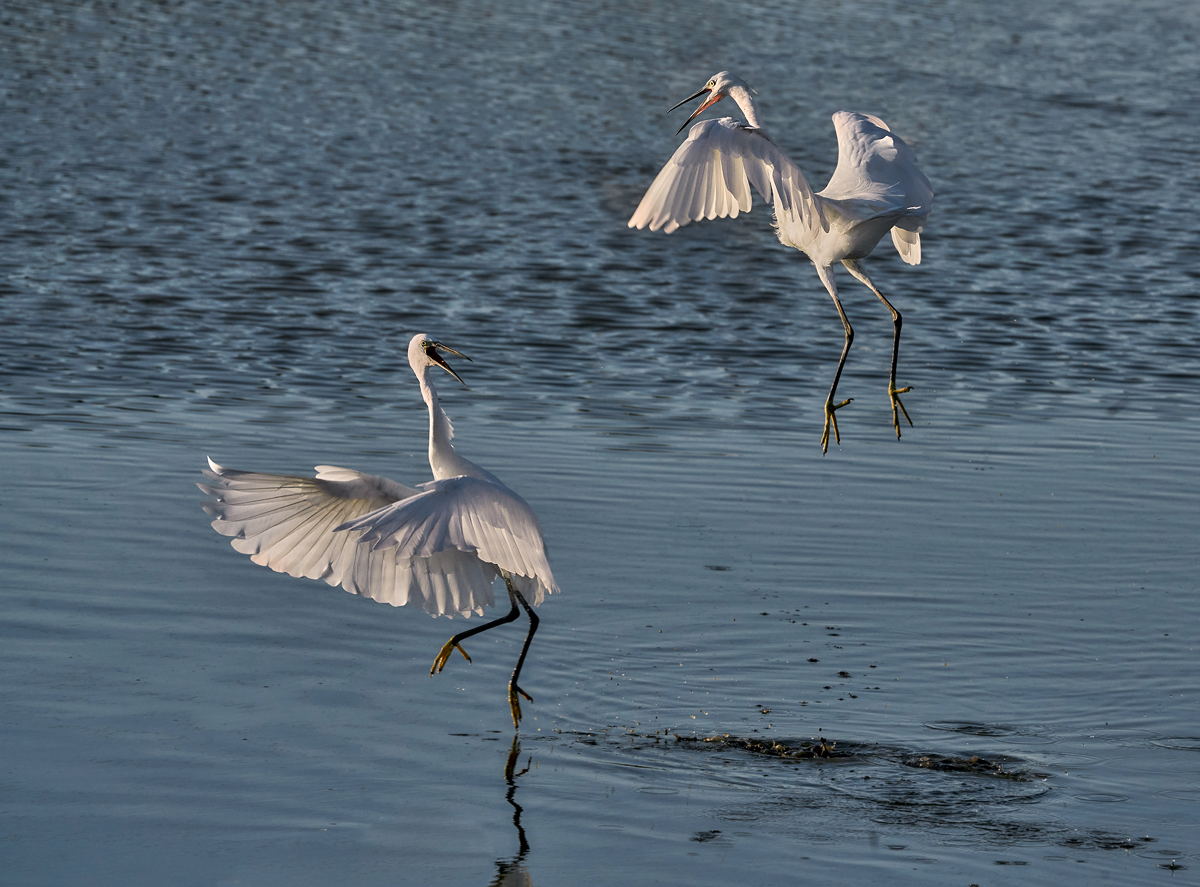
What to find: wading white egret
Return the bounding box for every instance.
[628,71,934,453]
[198,334,559,727]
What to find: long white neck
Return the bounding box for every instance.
[418,366,461,480]
[417,365,498,483]
[728,85,762,129]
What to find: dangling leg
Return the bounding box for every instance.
[843,259,912,439]
[503,571,540,728]
[815,263,854,454]
[429,580,521,675]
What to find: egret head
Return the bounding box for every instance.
[669,71,752,134]
[408,333,471,387]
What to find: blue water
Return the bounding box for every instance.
[2,1,1199,885]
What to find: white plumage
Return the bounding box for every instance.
[337,475,555,609]
[629,72,934,453]
[199,333,557,726]
[629,116,824,236]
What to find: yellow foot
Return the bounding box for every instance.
[508,682,534,727]
[889,385,913,439]
[430,639,471,676]
[821,397,853,454]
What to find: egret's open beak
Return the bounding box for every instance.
[669,87,724,135]
[427,341,471,388]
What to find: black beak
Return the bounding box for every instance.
[668,86,710,115]
[668,87,712,135]
[426,341,471,388]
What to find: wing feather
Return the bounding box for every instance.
[692,156,710,221]
[696,154,716,220]
[629,117,824,235]
[820,111,933,263]
[336,475,559,607]
[199,458,415,581]
[199,459,514,618]
[890,226,922,265]
[337,539,499,617]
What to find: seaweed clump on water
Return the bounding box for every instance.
[676,733,844,758]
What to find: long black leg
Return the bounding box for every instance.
[429,585,521,675]
[504,573,539,728]
[815,263,854,454]
[843,258,912,438]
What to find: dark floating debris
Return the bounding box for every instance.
[547,729,1153,856]
[672,734,1043,780]
[677,733,844,759]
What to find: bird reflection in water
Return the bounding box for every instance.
[488,736,534,887]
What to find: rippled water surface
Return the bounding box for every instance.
[3,1,1199,885]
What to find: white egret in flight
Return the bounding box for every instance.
[628,71,934,453]
[198,334,559,727]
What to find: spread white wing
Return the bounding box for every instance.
[199,458,553,618]
[337,475,559,608]
[628,117,826,235]
[199,457,414,575]
[820,111,934,265]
